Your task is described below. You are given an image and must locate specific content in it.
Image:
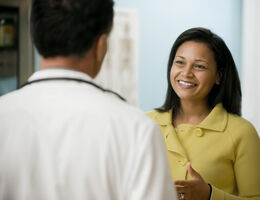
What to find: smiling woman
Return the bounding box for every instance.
[170,41,220,105]
[147,27,260,200]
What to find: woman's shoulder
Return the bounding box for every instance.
[146,110,160,119]
[146,109,172,126]
[212,103,256,134]
[228,113,255,129]
[227,113,259,140]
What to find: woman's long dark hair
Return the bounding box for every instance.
[157,27,241,117]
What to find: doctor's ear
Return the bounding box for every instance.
[95,34,108,63]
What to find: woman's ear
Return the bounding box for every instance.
[216,72,222,85]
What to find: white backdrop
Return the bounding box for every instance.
[95,9,139,106]
[241,0,260,136]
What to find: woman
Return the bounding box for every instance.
[147,27,260,200]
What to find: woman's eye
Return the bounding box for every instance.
[175,60,184,65]
[194,65,206,69]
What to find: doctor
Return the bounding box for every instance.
[0,0,177,199]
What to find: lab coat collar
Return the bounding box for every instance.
[28,68,95,83]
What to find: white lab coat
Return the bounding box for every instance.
[0,68,177,200]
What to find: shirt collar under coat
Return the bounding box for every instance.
[155,103,228,137]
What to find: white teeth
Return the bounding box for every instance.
[178,80,196,86]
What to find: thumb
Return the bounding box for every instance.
[187,162,201,179]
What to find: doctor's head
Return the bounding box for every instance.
[30,0,114,77]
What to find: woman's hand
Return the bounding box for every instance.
[174,162,211,200]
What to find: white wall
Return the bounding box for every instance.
[115,0,242,111]
[241,0,260,135]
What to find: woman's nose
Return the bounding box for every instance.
[182,65,193,77]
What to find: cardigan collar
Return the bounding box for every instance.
[154,103,228,132]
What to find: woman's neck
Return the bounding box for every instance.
[173,100,211,127]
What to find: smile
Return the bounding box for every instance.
[178,80,197,87]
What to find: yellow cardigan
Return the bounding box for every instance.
[147,104,260,200]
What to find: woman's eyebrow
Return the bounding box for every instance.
[195,59,209,64]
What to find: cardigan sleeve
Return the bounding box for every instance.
[210,120,260,200]
[211,185,260,200]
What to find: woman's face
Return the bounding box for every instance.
[170,41,220,103]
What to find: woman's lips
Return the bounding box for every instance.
[177,80,197,87]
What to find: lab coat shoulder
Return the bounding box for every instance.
[99,96,177,200]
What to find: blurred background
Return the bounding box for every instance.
[0,0,259,135]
